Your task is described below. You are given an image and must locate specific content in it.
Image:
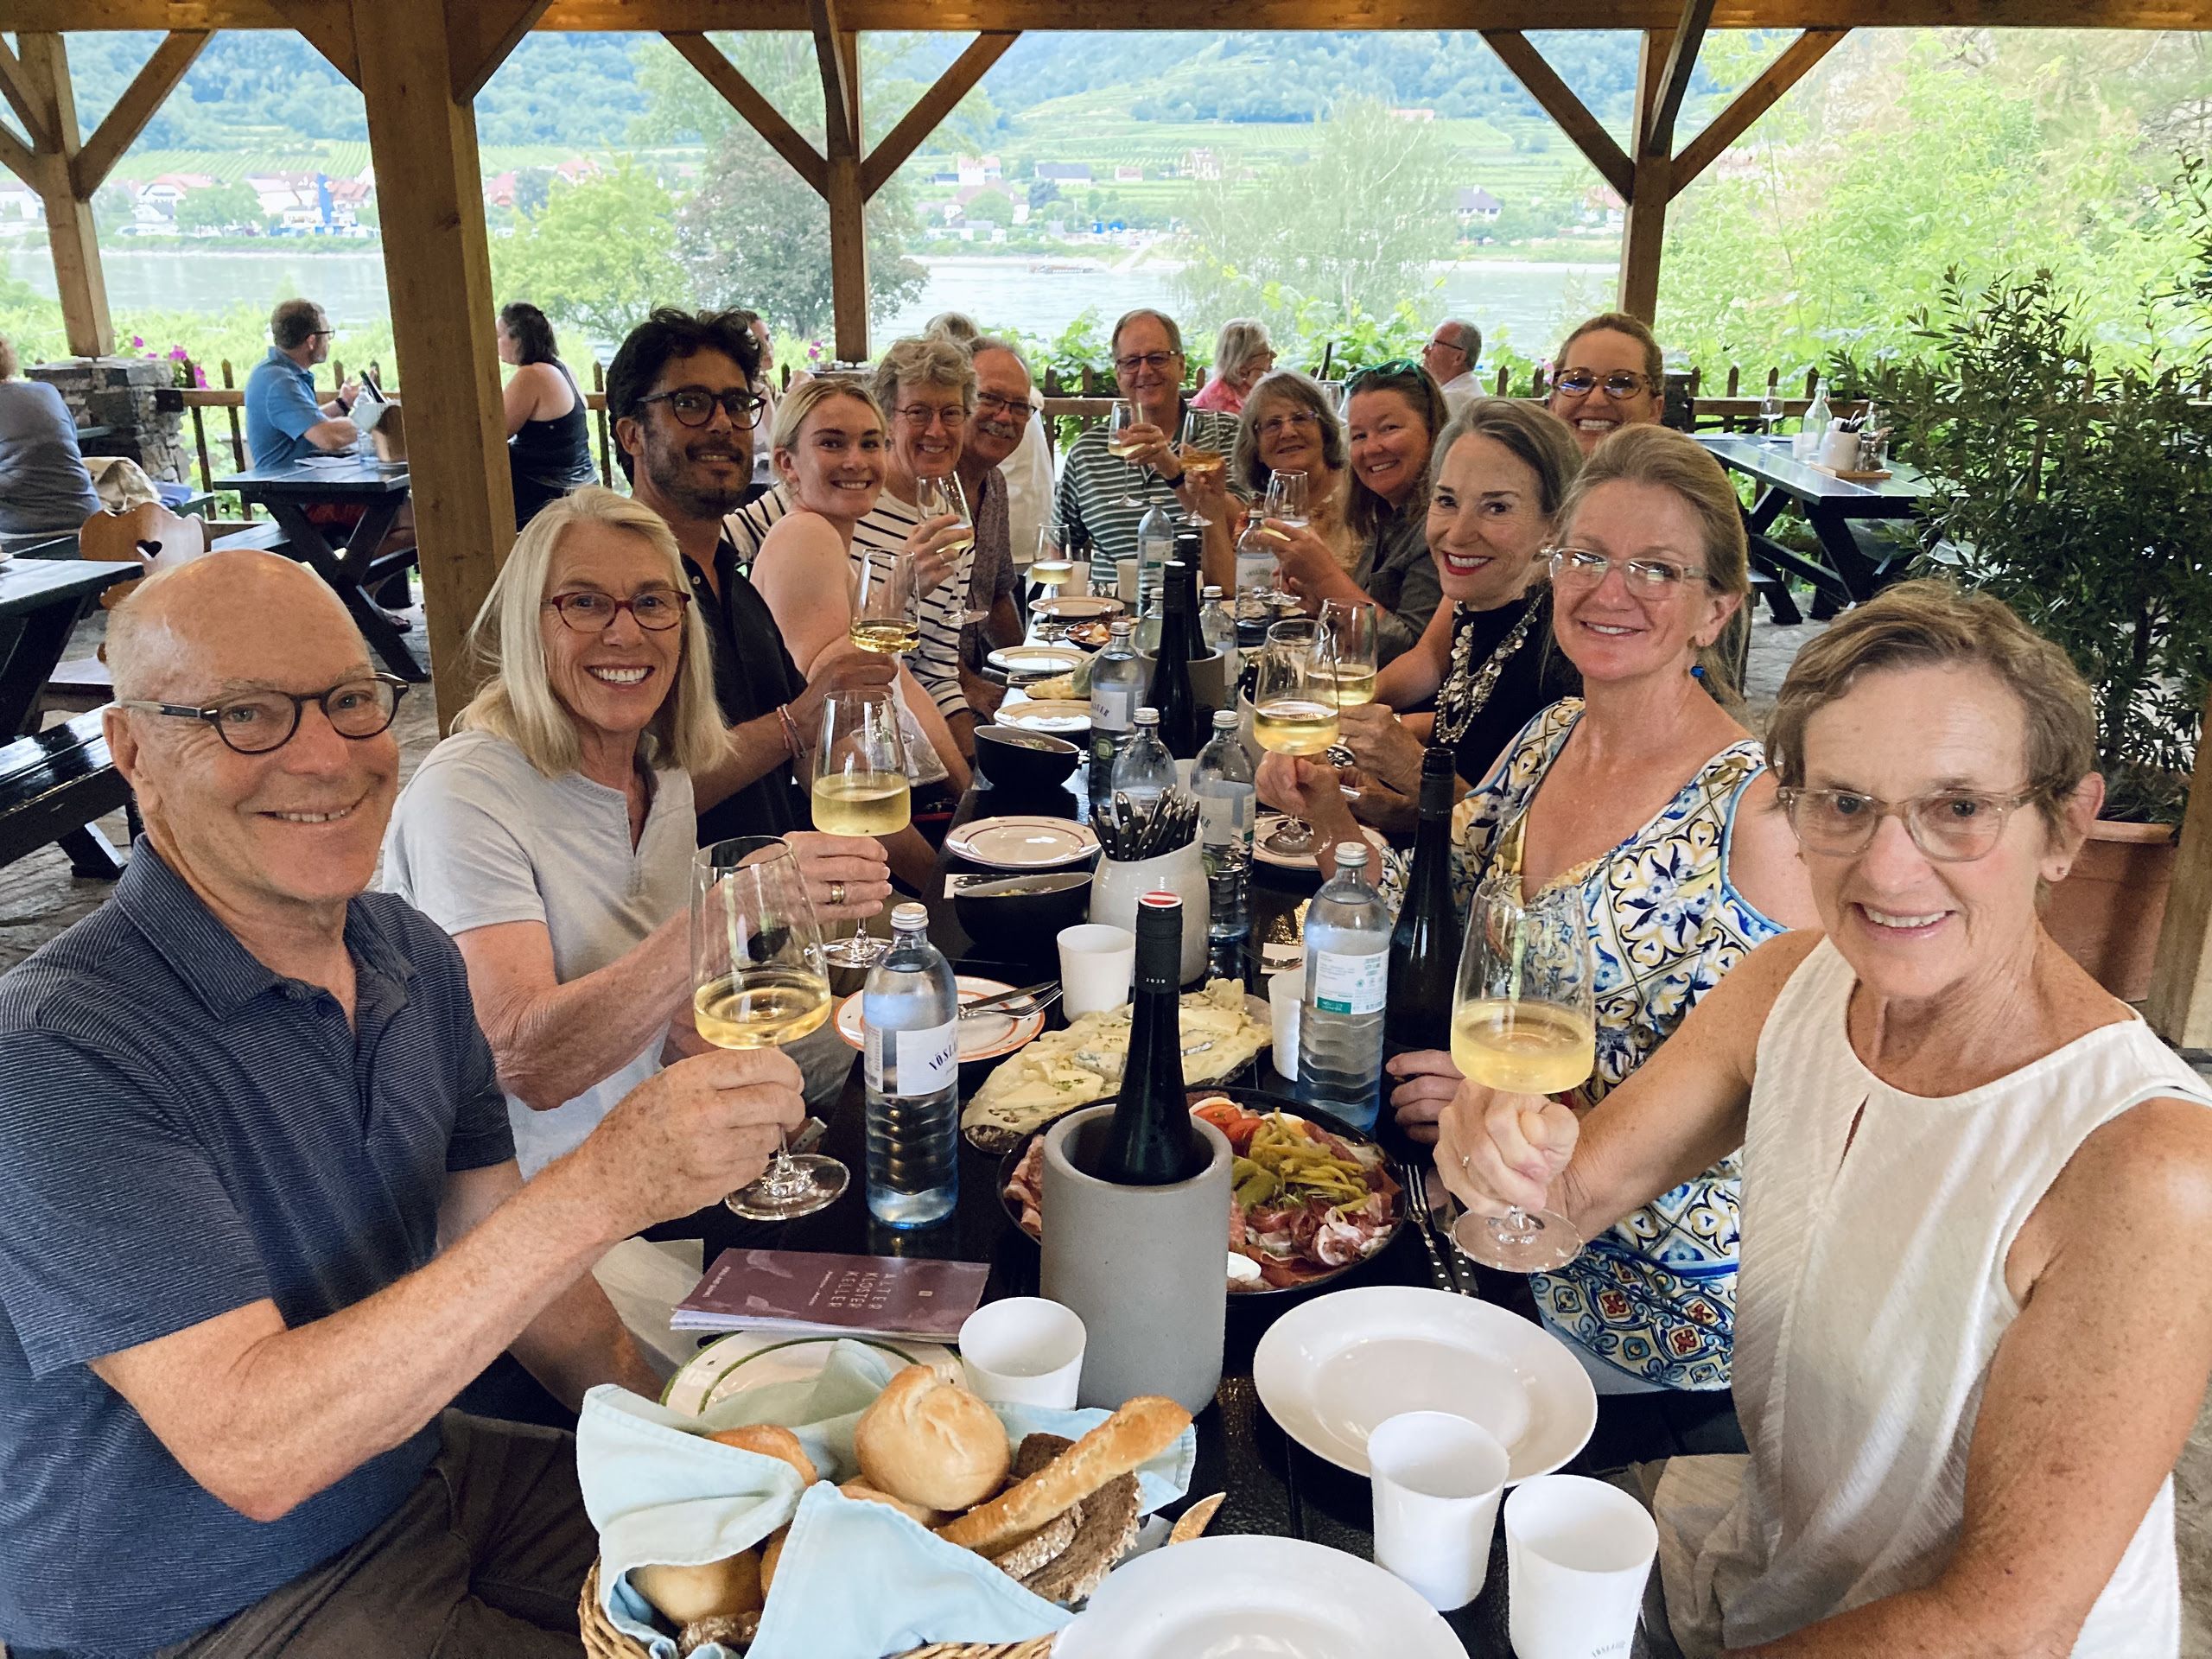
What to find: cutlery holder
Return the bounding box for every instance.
[1039,1105,1231,1414]
[1090,842,1209,984]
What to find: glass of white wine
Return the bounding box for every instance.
[1251,617,1340,857]
[1262,468,1310,537]
[811,690,910,969]
[693,842,845,1221]
[1447,873,1595,1272]
[849,549,920,658]
[1176,409,1225,529]
[1315,599,1380,778]
[1107,400,1146,505]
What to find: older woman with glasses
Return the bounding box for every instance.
[383,486,891,1175]
[1260,360,1446,664]
[1263,425,1815,1396]
[1548,312,1668,456]
[1232,371,1357,577]
[1441,581,2212,1658]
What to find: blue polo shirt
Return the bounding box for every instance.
[0,844,515,1654]
[243,345,327,467]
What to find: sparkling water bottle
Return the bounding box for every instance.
[1088,616,1144,811]
[1199,584,1238,682]
[1135,504,1175,613]
[1110,707,1177,814]
[1192,709,1255,942]
[862,903,959,1228]
[1299,842,1389,1131]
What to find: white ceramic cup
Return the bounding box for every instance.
[1268,969,1302,1082]
[958,1296,1087,1408]
[1504,1474,1659,1659]
[1058,923,1136,1018]
[1369,1410,1510,1611]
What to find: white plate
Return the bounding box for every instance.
[1029,594,1124,620]
[1054,1535,1463,1659]
[1253,817,1389,872]
[989,644,1086,677]
[832,974,1047,1061]
[664,1331,957,1417]
[1253,1284,1597,1482]
[946,815,1100,869]
[995,699,1092,734]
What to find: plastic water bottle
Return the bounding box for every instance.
[1299,842,1389,1131]
[861,903,959,1228]
[1088,616,1144,811]
[1135,504,1175,614]
[1110,707,1176,813]
[1199,584,1237,681]
[1192,709,1255,942]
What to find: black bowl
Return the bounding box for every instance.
[974,724,1083,793]
[953,869,1094,961]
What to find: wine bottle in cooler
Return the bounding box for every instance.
[861,904,960,1227]
[1300,842,1389,1132]
[1094,892,1203,1185]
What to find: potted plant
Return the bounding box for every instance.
[1874,228,2212,999]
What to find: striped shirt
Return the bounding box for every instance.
[728,485,976,723]
[1052,402,1241,588]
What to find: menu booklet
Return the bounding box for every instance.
[671,1249,990,1343]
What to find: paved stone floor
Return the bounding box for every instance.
[2,597,2207,1652]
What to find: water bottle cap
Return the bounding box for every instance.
[891,901,929,930]
[1203,585,1223,598]
[1335,842,1370,869]
[1134,707,1160,726]
[1212,709,1238,729]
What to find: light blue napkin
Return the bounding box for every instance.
[579,1340,1197,1659]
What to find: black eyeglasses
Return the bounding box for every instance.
[118,674,408,755]
[1114,351,1182,373]
[543,589,691,632]
[1551,368,1657,400]
[637,386,767,429]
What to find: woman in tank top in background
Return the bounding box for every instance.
[1440,580,2212,1658]
[499,301,597,528]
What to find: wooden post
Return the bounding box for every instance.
[11,35,111,358]
[1618,29,1675,322]
[819,22,868,363]
[347,0,515,728]
[2149,690,2212,1049]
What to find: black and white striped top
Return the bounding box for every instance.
[1052,403,1241,588]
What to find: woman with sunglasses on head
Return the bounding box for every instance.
[1262,425,1815,1398]
[383,487,892,1176]
[1547,312,1668,455]
[1259,360,1446,665]
[1440,582,2212,1659]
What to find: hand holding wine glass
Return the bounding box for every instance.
[580,1046,806,1233]
[810,690,911,968]
[1435,1080,1580,1217]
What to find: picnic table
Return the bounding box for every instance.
[212,455,424,682]
[0,557,140,876]
[1696,434,1931,623]
[658,777,1738,1656]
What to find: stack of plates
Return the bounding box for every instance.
[945,817,1099,869]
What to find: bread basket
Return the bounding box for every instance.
[577,1562,1055,1659]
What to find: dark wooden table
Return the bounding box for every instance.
[1697,434,1930,623]
[212,456,423,681]
[0,557,139,875]
[661,777,1738,1655]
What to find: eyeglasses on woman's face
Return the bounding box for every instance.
[1777,785,2043,863]
[543,588,692,632]
[1549,368,1657,401]
[638,386,767,429]
[117,675,408,756]
[1255,410,1322,441]
[1545,546,1707,591]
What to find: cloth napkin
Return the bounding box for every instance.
[579,1339,1197,1659]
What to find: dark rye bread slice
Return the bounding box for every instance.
[1007,1432,1141,1606]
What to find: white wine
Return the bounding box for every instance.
[1180,448,1225,479]
[939,531,976,556]
[1324,665,1378,708]
[812,770,912,836]
[1254,698,1340,756]
[1106,435,1142,460]
[695,969,833,1049]
[1031,559,1075,587]
[1451,998,1596,1096]
[849,619,920,655]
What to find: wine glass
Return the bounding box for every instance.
[693,842,846,1220]
[1251,616,1340,857]
[849,548,920,658]
[1315,599,1380,773]
[811,690,910,969]
[1262,468,1310,534]
[916,474,986,626]
[1176,409,1225,529]
[1759,383,1785,440]
[1446,874,1596,1272]
[1107,399,1146,505]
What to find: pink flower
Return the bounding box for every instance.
[130,334,144,348]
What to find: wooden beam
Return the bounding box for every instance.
[448,0,553,104]
[0,36,55,153]
[1617,29,1672,321]
[810,0,857,161]
[352,0,513,728]
[861,29,1016,199]
[72,29,210,198]
[1643,0,1713,159]
[0,124,33,188]
[1481,31,1634,202]
[2149,692,2212,1048]
[1671,27,1847,190]
[664,31,826,196]
[17,35,111,358]
[826,27,867,361]
[270,0,359,87]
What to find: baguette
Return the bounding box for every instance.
[935,1395,1189,1552]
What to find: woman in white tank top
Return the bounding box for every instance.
[1438,580,2212,1656]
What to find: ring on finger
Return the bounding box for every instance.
[829,881,847,907]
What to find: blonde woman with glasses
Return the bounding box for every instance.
[1263,425,1815,1396]
[384,486,891,1174]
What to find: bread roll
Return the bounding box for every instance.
[839,1479,946,1526]
[936,1395,1189,1553]
[707,1423,819,1487]
[854,1364,1011,1510]
[631,1549,762,1626]
[760,1525,789,1597]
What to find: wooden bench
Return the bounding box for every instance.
[0,711,133,877]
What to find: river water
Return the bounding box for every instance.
[3,243,1613,360]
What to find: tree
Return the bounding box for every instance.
[178,181,264,235]
[964,188,1016,226]
[678,123,926,341]
[492,160,692,351]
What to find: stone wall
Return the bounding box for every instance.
[27,357,189,484]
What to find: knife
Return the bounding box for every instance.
[959,979,1058,1018]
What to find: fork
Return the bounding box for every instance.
[1402,1161,1467,1296]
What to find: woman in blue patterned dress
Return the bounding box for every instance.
[1259,424,1815,1393]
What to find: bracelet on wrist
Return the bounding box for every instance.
[776,702,804,760]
